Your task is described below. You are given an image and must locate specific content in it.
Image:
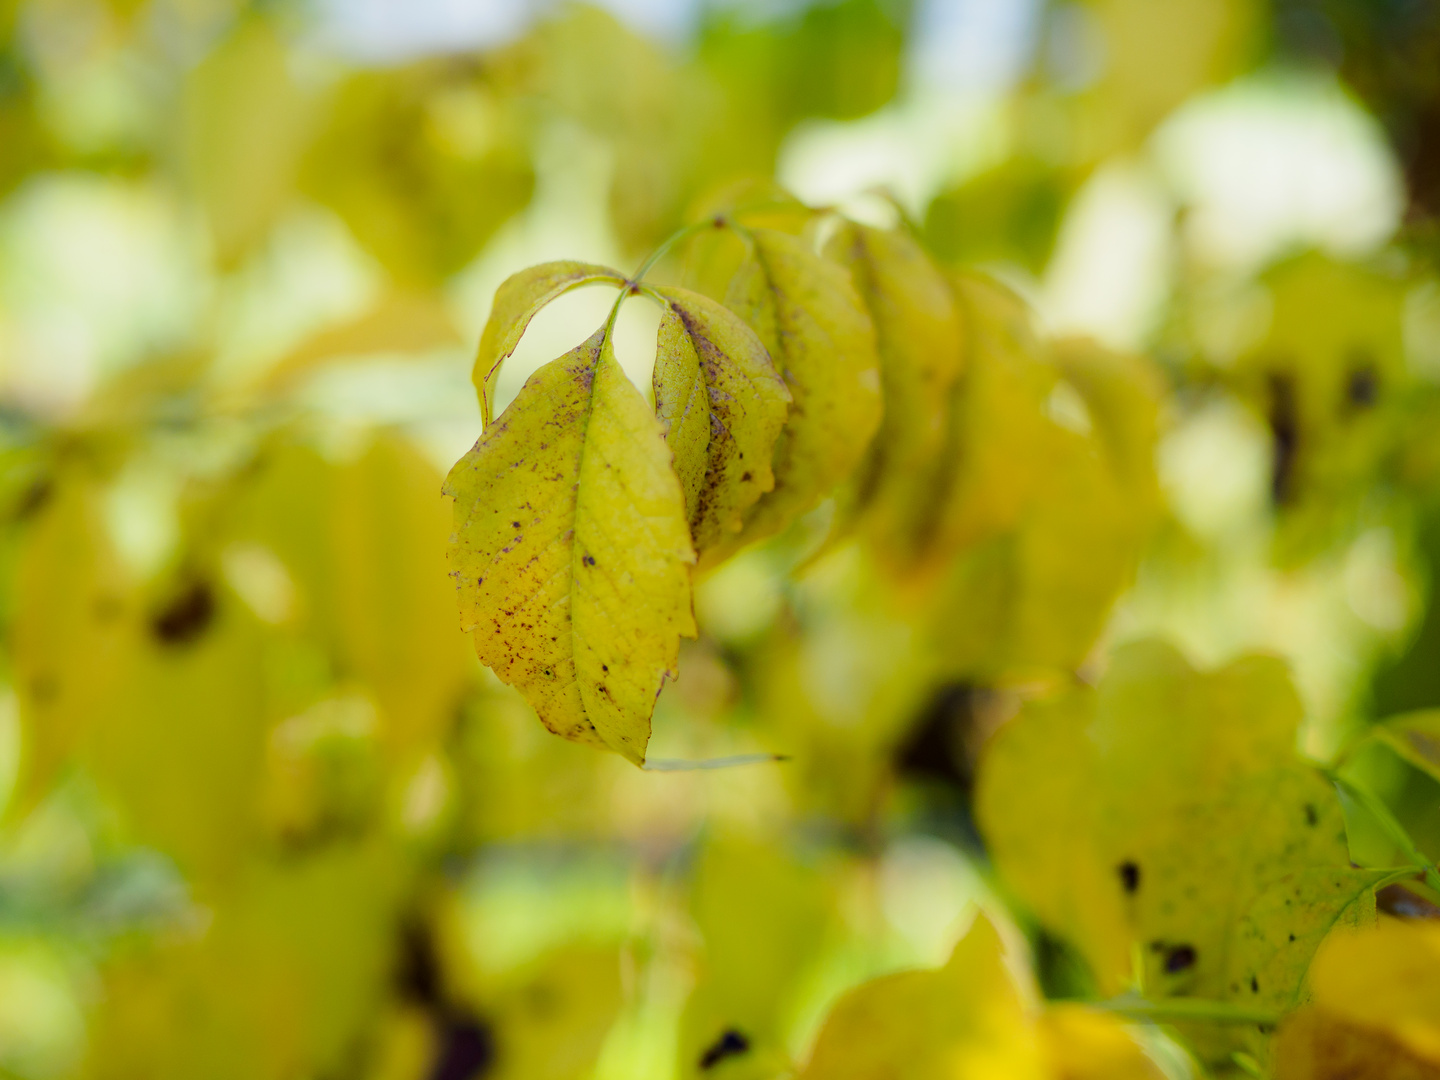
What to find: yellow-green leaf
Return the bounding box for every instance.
[976,639,1388,1066]
[473,261,627,425]
[823,222,963,568]
[445,328,696,764]
[648,284,791,566]
[714,227,880,557]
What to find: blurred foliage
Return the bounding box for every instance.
[0,0,1438,1079]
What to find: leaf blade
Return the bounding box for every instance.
[472,261,627,424]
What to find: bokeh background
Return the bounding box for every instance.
[1,0,1439,1076]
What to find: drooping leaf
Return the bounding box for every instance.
[445,328,696,764]
[823,222,964,569]
[976,640,1388,1066]
[472,261,627,425]
[919,322,1162,676]
[648,284,791,566]
[712,227,881,558]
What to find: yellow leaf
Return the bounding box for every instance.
[302,60,534,284]
[976,640,1388,1066]
[648,284,791,566]
[1278,915,1440,1077]
[11,476,132,811]
[824,222,964,569]
[800,915,1045,1080]
[183,17,313,266]
[715,227,881,557]
[256,291,462,395]
[679,833,835,1078]
[1039,1005,1166,1080]
[472,261,628,425]
[445,328,696,764]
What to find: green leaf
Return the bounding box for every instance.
[648,284,791,567]
[712,227,881,559]
[1368,709,1440,784]
[823,222,963,569]
[445,328,696,765]
[472,261,628,425]
[976,640,1388,1066]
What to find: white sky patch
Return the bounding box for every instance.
[1153,72,1404,270]
[311,0,702,63]
[778,94,1010,219]
[908,0,1042,95]
[1041,160,1174,351]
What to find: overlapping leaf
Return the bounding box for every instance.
[472,261,628,425]
[712,227,881,558]
[976,640,1388,1066]
[648,284,791,565]
[446,327,696,765]
[824,221,964,568]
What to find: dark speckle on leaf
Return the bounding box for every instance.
[1251,975,1259,993]
[1164,945,1197,973]
[430,1014,495,1080]
[583,555,596,566]
[511,521,521,529]
[1118,860,1140,894]
[150,581,215,646]
[1304,803,1318,827]
[699,1029,750,1070]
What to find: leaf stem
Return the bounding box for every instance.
[631,218,729,285]
[1091,996,1281,1026]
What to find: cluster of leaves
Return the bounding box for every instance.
[446,203,1161,764]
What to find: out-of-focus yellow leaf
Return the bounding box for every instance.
[79,576,270,886]
[976,639,1388,1066]
[714,228,880,559]
[184,17,313,266]
[11,476,132,810]
[1275,917,1440,1078]
[483,945,624,1080]
[1275,1005,1440,1080]
[649,284,790,565]
[220,431,472,759]
[1066,0,1254,160]
[472,262,627,425]
[1235,254,1412,557]
[445,329,695,764]
[824,222,964,571]
[257,292,462,395]
[302,60,534,285]
[83,841,409,1080]
[679,833,835,1078]
[921,326,1161,677]
[801,915,1045,1080]
[927,274,1058,560]
[1039,1004,1166,1080]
